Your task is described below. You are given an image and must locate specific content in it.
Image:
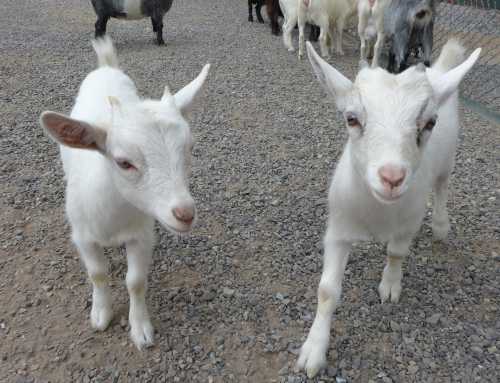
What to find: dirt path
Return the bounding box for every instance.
[0,1,499,382]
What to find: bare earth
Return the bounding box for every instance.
[0,1,499,382]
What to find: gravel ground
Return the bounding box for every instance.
[0,1,499,382]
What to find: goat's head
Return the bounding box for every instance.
[40,64,210,233]
[307,42,479,204]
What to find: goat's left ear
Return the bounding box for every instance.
[429,48,481,105]
[306,42,353,108]
[167,64,210,117]
[40,111,107,152]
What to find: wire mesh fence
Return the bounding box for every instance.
[433,1,499,116]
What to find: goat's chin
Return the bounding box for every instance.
[158,219,193,236]
[371,188,403,205]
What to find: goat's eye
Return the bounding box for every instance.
[424,118,436,131]
[346,114,360,128]
[116,159,136,170]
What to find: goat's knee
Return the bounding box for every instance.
[317,281,340,316]
[126,271,147,297]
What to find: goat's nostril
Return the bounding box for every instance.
[378,166,406,189]
[172,207,194,224]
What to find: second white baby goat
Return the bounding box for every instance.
[298,0,358,59]
[296,40,480,377]
[40,37,210,350]
[357,0,391,67]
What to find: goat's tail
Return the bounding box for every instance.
[433,38,466,73]
[92,36,119,68]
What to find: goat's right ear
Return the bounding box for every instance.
[40,112,107,152]
[306,42,353,104]
[171,64,211,117]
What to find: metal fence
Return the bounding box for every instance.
[433,1,499,118]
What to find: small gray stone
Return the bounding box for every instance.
[390,320,401,332]
[426,313,442,325]
[278,365,289,375]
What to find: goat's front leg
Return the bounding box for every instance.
[378,236,412,303]
[248,0,254,22]
[318,25,330,58]
[74,238,113,331]
[372,31,385,67]
[283,15,296,52]
[94,15,109,38]
[298,19,307,59]
[297,228,351,378]
[372,14,385,67]
[335,17,346,56]
[126,235,154,349]
[256,1,265,23]
[432,175,451,240]
[152,13,165,45]
[422,21,434,67]
[358,12,369,61]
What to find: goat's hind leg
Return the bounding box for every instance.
[74,237,113,331]
[432,175,451,240]
[297,226,351,378]
[125,233,154,349]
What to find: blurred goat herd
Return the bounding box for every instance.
[36,0,489,378]
[251,0,437,73]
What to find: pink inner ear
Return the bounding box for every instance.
[368,0,375,7]
[303,0,310,7]
[45,114,98,150]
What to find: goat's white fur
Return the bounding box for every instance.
[293,0,358,58]
[357,0,391,67]
[296,40,480,378]
[39,37,210,350]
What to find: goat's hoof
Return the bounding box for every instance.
[130,319,154,350]
[258,19,265,24]
[90,304,113,331]
[248,16,253,22]
[296,337,327,378]
[378,279,402,304]
[156,38,165,46]
[432,219,450,241]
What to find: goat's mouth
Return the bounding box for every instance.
[372,189,403,204]
[159,219,193,235]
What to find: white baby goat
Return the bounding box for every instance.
[296,40,480,377]
[357,0,391,67]
[39,37,210,350]
[297,0,358,59]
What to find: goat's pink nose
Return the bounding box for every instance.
[378,165,406,189]
[172,206,194,225]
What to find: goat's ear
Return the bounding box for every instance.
[40,111,107,152]
[429,48,481,105]
[306,42,353,105]
[172,64,210,117]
